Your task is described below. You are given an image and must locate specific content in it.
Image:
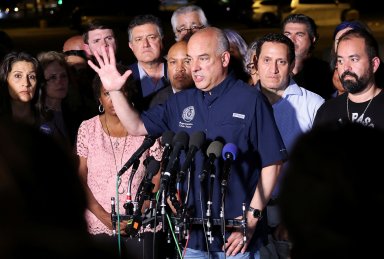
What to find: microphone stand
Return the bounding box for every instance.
[111,197,117,236]
[241,203,247,244]
[206,162,215,243]
[125,167,156,238]
[124,159,140,216]
[220,171,229,244]
[160,188,167,233]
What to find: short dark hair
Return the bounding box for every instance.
[337,28,380,61]
[82,20,115,44]
[256,33,295,65]
[282,13,319,52]
[127,14,163,42]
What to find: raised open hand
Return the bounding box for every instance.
[87,45,132,92]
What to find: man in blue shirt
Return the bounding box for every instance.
[89,26,287,258]
[127,14,168,112]
[254,32,324,258]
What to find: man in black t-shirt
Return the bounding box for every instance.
[314,28,384,129]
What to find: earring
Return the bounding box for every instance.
[98,103,104,113]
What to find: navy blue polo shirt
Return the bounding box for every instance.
[141,73,287,252]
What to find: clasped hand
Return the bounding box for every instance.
[223,216,257,256]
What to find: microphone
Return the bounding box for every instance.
[221,143,238,191]
[134,157,160,216]
[160,131,175,173]
[144,156,161,181]
[160,131,189,191]
[178,131,206,183]
[125,157,161,238]
[118,135,157,177]
[199,140,223,182]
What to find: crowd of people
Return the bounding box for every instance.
[1,3,383,259]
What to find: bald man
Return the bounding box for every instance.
[88,27,286,257]
[149,40,194,107]
[62,35,88,70]
[63,35,98,121]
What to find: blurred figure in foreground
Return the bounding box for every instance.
[279,123,384,259]
[0,121,119,258]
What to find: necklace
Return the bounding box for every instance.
[104,116,128,177]
[346,95,374,121]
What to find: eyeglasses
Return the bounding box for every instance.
[246,63,256,75]
[176,25,205,34]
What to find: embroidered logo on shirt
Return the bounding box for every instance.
[182,106,195,122]
[232,113,245,119]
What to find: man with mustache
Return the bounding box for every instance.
[313,28,384,129]
[149,40,194,107]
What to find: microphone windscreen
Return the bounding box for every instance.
[161,131,175,147]
[143,135,156,147]
[189,131,206,149]
[222,143,238,160]
[206,140,224,158]
[172,131,189,149]
[144,156,155,167]
[147,158,161,178]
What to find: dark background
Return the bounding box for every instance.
[0,0,382,65]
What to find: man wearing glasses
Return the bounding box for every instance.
[171,5,209,42]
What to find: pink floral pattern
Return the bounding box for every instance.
[76,116,162,235]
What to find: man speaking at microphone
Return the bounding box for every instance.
[89,27,287,258]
